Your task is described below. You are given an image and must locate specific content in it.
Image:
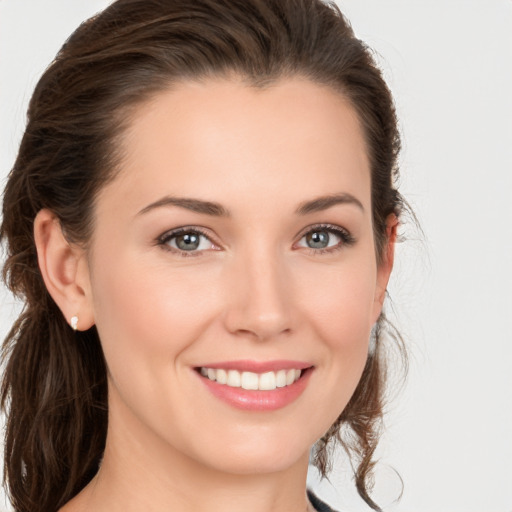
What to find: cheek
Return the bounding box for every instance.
[294,257,377,411]
[89,253,222,376]
[88,253,227,443]
[296,257,377,345]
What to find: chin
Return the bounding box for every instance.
[193,431,312,476]
[205,452,308,476]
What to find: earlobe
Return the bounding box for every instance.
[34,209,95,331]
[372,214,398,322]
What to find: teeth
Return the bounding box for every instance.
[227,369,241,387]
[216,368,227,384]
[241,371,259,390]
[259,371,276,390]
[276,369,287,388]
[200,367,303,390]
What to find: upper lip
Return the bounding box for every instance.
[195,360,313,373]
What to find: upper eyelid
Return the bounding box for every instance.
[294,224,356,251]
[295,223,351,238]
[156,227,220,258]
[158,226,215,242]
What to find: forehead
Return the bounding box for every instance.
[98,78,371,217]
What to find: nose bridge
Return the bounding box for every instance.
[224,240,292,340]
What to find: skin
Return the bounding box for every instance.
[34,78,396,512]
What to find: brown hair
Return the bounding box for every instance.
[1,1,405,511]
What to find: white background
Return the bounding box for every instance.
[1,1,511,511]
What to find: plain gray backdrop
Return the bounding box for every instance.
[1,1,511,511]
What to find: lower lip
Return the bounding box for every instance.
[197,368,313,411]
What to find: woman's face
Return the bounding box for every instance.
[82,78,392,475]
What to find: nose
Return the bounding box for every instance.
[223,248,293,341]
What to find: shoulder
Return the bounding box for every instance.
[307,489,339,512]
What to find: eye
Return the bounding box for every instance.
[304,230,335,249]
[157,228,217,255]
[295,225,354,253]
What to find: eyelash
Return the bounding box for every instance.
[156,224,355,257]
[295,223,356,255]
[156,226,215,257]
[292,224,356,256]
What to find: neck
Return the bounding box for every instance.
[62,400,313,512]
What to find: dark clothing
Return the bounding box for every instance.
[307,490,338,512]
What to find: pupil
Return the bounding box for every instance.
[307,231,329,249]
[177,233,200,250]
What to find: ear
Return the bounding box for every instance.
[34,209,95,331]
[372,214,398,323]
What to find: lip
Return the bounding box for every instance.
[194,360,314,411]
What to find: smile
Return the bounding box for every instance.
[200,367,302,391]
[195,361,313,411]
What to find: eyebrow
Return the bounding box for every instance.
[137,196,230,217]
[295,193,364,215]
[137,192,364,218]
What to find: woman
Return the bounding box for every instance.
[0,0,405,511]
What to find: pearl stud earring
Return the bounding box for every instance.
[70,315,79,331]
